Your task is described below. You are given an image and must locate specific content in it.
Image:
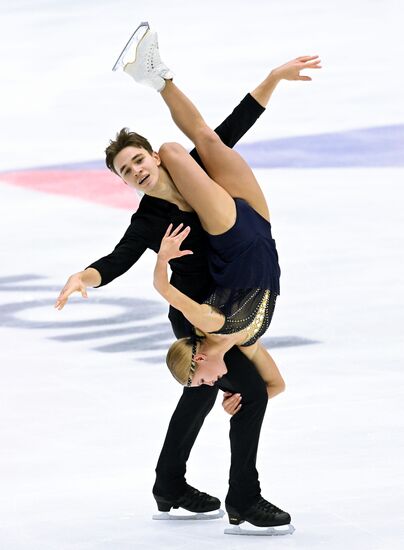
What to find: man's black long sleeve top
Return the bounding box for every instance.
[88,93,265,337]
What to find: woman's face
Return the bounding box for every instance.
[113,146,161,194]
[190,354,228,387]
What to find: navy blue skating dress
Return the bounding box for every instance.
[204,198,280,346]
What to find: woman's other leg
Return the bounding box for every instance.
[160,81,269,221]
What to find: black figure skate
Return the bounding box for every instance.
[152,484,225,521]
[224,497,295,536]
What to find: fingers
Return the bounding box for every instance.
[177,226,191,241]
[169,223,184,237]
[163,223,174,238]
[304,61,322,68]
[164,223,191,241]
[54,288,69,310]
[54,297,66,310]
[169,225,191,243]
[54,283,88,310]
[80,286,88,299]
[300,58,322,69]
[295,56,322,70]
[297,55,319,61]
[222,393,242,416]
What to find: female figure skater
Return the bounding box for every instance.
[115,27,321,390]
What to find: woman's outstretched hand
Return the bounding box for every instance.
[222,392,242,416]
[158,223,193,262]
[272,55,322,82]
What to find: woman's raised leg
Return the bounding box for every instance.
[160,81,270,221]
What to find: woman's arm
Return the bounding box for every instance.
[249,56,320,107]
[240,341,286,399]
[153,224,224,332]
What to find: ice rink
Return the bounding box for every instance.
[1,1,403,549]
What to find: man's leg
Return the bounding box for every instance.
[153,384,218,500]
[218,347,292,527]
[153,348,268,512]
[217,347,268,510]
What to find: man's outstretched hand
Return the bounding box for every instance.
[54,268,101,310]
[54,273,89,310]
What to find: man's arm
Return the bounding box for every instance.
[87,222,148,287]
[55,216,148,310]
[55,267,100,310]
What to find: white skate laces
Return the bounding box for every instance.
[120,26,174,92]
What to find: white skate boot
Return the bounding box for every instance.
[112,21,174,92]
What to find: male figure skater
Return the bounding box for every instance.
[55,26,315,533]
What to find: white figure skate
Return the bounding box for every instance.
[112,21,173,92]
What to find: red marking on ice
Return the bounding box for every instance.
[0,169,140,211]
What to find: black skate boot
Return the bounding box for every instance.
[153,484,224,521]
[225,497,294,535]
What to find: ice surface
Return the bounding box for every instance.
[0,1,404,549]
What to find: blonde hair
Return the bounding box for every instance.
[166,337,194,385]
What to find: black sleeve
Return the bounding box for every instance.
[189,93,265,168]
[86,216,148,287]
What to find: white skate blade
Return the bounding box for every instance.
[153,509,225,521]
[224,523,295,536]
[112,21,150,71]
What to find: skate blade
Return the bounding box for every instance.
[224,523,295,536]
[152,509,225,521]
[112,21,150,71]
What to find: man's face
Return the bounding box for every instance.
[113,146,161,193]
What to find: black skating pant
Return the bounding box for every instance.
[153,346,268,511]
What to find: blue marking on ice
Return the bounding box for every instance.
[33,124,404,172]
[236,124,404,168]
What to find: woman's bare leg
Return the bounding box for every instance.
[159,142,236,235]
[160,81,270,221]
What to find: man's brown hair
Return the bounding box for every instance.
[105,128,153,175]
